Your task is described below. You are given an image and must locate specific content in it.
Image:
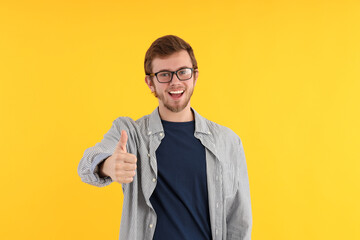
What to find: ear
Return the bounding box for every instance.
[194,69,199,86]
[145,75,155,92]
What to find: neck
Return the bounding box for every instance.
[158,104,194,122]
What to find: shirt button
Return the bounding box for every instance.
[159,132,163,137]
[208,131,211,135]
[216,202,220,208]
[215,229,218,235]
[149,224,153,228]
[147,153,150,157]
[152,178,156,182]
[148,131,152,135]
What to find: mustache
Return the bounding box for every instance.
[167,85,186,92]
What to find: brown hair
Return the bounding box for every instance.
[144,35,198,75]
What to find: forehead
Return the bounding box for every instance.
[152,50,192,72]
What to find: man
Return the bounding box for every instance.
[78,35,252,240]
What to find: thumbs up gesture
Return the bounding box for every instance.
[99,130,137,184]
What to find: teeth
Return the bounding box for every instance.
[169,90,184,94]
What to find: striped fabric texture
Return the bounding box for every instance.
[78,107,252,240]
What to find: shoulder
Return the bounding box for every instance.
[111,116,146,153]
[135,113,150,126]
[112,116,137,129]
[202,117,242,146]
[112,113,152,128]
[109,116,142,140]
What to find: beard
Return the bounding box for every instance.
[153,83,194,113]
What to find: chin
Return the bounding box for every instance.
[164,104,187,113]
[157,90,193,113]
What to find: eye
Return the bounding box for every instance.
[158,72,171,77]
[178,69,190,75]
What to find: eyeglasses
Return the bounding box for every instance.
[147,67,195,83]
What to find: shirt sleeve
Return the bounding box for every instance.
[226,138,253,240]
[77,118,123,187]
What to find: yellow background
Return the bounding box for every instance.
[1,0,359,239]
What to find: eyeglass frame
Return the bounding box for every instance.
[146,67,197,83]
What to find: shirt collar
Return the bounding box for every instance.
[148,107,164,135]
[147,107,211,135]
[192,108,211,135]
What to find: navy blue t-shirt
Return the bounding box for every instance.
[150,120,212,240]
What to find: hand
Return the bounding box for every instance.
[100,130,137,184]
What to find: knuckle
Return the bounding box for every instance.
[129,156,136,163]
[114,165,120,171]
[127,154,135,162]
[115,176,122,183]
[122,177,133,183]
[117,176,126,183]
[115,164,123,171]
[117,153,125,160]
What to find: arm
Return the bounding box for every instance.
[77,118,137,187]
[98,157,111,178]
[226,138,252,240]
[77,119,119,187]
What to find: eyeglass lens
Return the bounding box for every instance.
[157,68,193,83]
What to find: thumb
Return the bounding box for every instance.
[116,130,128,153]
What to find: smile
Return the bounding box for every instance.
[169,90,184,94]
[168,90,184,99]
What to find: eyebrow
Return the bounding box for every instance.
[156,66,192,72]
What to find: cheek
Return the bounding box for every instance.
[186,81,195,89]
[157,84,168,92]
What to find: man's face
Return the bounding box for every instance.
[145,50,198,113]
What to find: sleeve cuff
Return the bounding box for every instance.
[91,153,112,173]
[89,153,113,185]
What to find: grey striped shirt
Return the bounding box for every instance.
[78,107,252,240]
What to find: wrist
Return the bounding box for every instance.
[98,156,111,178]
